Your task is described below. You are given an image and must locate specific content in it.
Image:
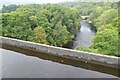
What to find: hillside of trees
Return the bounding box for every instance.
[1,4,80,47]
[64,2,119,56]
[1,2,119,56]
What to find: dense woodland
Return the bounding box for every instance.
[1,4,80,47]
[1,2,119,56]
[68,2,119,56]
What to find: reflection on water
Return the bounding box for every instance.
[1,48,118,78]
[73,20,96,48]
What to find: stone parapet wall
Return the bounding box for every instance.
[0,36,119,68]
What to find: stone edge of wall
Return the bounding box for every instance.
[0,36,119,68]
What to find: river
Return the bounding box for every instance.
[72,20,96,48]
[0,48,118,78]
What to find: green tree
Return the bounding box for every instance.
[30,26,48,44]
[2,4,19,13]
[2,11,33,40]
[52,21,74,47]
[35,4,80,46]
[96,9,118,28]
[16,5,37,17]
[91,27,118,56]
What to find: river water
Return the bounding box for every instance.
[0,48,118,78]
[73,20,96,48]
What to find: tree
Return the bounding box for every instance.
[52,21,74,47]
[30,26,48,44]
[2,4,19,13]
[35,4,80,46]
[111,17,120,28]
[91,27,118,56]
[96,9,118,28]
[90,6,103,24]
[0,14,2,36]
[29,16,37,30]
[2,11,33,40]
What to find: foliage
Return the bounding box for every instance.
[75,46,99,53]
[2,9,33,40]
[2,5,19,13]
[95,9,118,28]
[71,2,119,56]
[29,26,48,44]
[34,4,80,46]
[51,21,74,46]
[92,27,119,56]
[0,14,2,36]
[2,4,80,47]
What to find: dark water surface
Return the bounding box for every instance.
[1,48,118,78]
[73,20,96,48]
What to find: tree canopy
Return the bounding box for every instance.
[2,4,80,47]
